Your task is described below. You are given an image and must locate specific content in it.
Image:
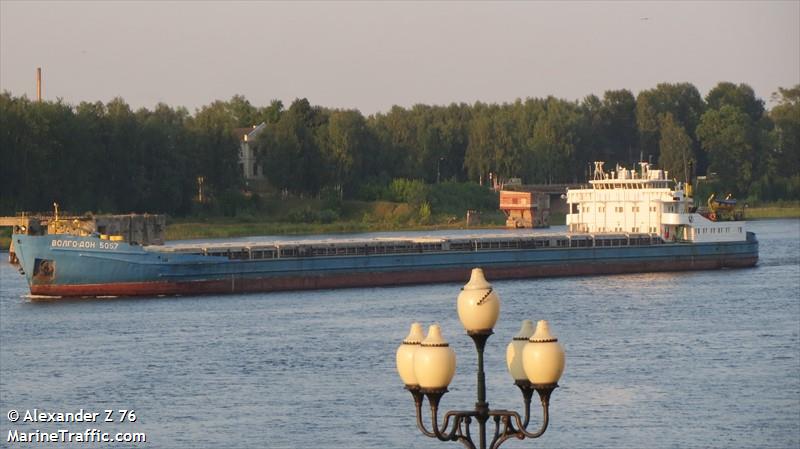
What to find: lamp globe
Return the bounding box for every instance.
[506,319,535,382]
[522,320,565,385]
[396,322,425,387]
[456,268,500,333]
[413,324,457,390]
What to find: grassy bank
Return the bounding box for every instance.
[167,199,506,240]
[168,211,566,242]
[745,202,800,219]
[164,193,508,241]
[166,219,498,241]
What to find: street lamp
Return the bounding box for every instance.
[396,268,565,449]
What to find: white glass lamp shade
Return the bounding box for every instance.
[413,324,456,389]
[396,322,425,387]
[456,268,500,332]
[506,319,535,381]
[522,320,565,385]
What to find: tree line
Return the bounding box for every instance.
[1,82,797,216]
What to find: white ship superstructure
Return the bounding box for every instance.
[566,162,747,243]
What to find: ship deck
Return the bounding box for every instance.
[144,232,667,260]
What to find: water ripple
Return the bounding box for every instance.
[0,219,798,448]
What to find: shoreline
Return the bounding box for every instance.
[742,205,800,220]
[141,206,800,242]
[164,220,506,242]
[1,207,797,251]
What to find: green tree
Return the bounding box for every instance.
[367,105,420,180]
[437,103,471,182]
[706,82,765,123]
[601,89,638,165]
[636,83,705,167]
[99,98,143,211]
[0,95,83,212]
[578,94,605,167]
[71,101,108,210]
[658,113,694,183]
[528,98,581,184]
[769,85,800,179]
[696,105,757,196]
[257,98,327,195]
[321,109,370,195]
[135,103,195,213]
[188,101,240,197]
[3,81,796,216]
[491,107,523,182]
[464,110,494,184]
[225,94,258,127]
[255,99,284,125]
[578,90,638,177]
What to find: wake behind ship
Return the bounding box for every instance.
[10,162,758,298]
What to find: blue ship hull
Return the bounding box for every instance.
[11,233,759,297]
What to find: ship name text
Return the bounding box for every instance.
[51,239,119,250]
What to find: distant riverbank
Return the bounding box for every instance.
[164,219,501,242]
[161,206,797,241]
[1,204,797,250]
[0,214,511,250]
[745,202,800,219]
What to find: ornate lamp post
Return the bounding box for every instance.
[396,268,565,449]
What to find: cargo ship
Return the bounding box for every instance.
[10,162,758,298]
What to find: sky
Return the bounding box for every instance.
[1,1,798,115]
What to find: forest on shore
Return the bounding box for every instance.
[1,82,798,218]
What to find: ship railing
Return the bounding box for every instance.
[190,240,453,260]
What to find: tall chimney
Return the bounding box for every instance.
[36,67,42,102]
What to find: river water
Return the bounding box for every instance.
[1,219,798,448]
